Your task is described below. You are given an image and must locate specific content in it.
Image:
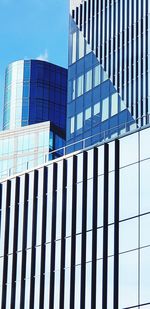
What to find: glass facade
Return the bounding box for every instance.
[3,60,67,131]
[0,121,65,180]
[67,0,150,151]
[0,125,150,308]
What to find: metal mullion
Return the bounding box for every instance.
[49,163,58,309]
[59,159,67,309]
[39,167,48,309]
[69,155,77,309]
[10,177,20,309]
[80,151,88,309]
[102,143,109,309]
[91,147,98,309]
[29,170,38,309]
[20,173,29,309]
[1,180,11,309]
[113,140,120,309]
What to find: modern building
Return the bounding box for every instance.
[0,121,65,180]
[0,125,150,309]
[3,59,67,131]
[67,0,150,151]
[0,60,67,180]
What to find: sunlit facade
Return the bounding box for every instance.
[0,121,65,180]
[3,59,67,131]
[0,125,150,308]
[67,0,150,151]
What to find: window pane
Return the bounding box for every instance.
[102,98,109,121]
[119,250,138,308]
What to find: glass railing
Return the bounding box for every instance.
[0,114,150,181]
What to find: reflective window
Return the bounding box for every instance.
[101,98,109,121]
[108,172,115,224]
[77,112,83,130]
[86,231,92,262]
[97,176,104,228]
[140,127,150,160]
[140,214,150,247]
[140,247,150,304]
[96,260,102,309]
[54,270,60,309]
[107,256,114,308]
[94,102,100,116]
[111,93,118,116]
[64,268,70,309]
[74,265,81,309]
[97,226,103,261]
[75,234,81,265]
[87,179,93,230]
[85,262,92,309]
[85,69,92,92]
[119,218,138,253]
[120,164,138,220]
[71,117,75,134]
[140,160,150,214]
[76,183,83,233]
[93,65,100,87]
[77,75,84,97]
[72,32,77,64]
[119,250,138,308]
[120,132,139,167]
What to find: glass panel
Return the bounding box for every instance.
[77,112,83,130]
[85,69,92,92]
[102,98,109,121]
[85,262,92,309]
[140,247,150,304]
[77,75,84,97]
[96,259,102,309]
[107,256,114,308]
[71,117,75,134]
[140,160,150,214]
[120,132,138,167]
[97,228,103,259]
[119,218,138,253]
[64,268,70,309]
[119,250,138,308]
[93,65,100,87]
[72,32,77,64]
[97,176,104,228]
[87,179,93,230]
[140,214,150,247]
[111,93,118,116]
[54,270,60,309]
[76,183,83,234]
[119,164,138,220]
[75,234,82,265]
[140,127,150,160]
[74,265,81,309]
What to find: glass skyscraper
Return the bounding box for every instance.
[3,59,67,131]
[0,60,67,179]
[67,0,150,151]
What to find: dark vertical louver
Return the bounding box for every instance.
[1,180,11,309]
[59,159,67,309]
[20,173,29,308]
[29,170,38,309]
[69,155,77,309]
[102,143,109,309]
[39,167,48,309]
[91,147,98,309]
[10,177,20,309]
[113,140,120,309]
[49,163,58,309]
[80,151,88,309]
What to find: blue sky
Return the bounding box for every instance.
[0,0,68,128]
